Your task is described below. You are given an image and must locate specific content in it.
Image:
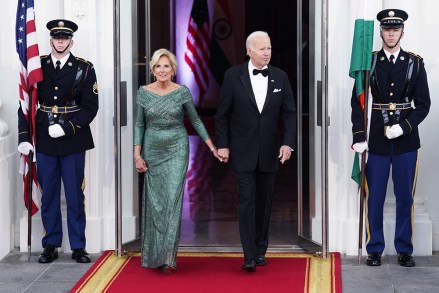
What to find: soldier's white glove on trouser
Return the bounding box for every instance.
[352,141,368,154]
[18,142,34,155]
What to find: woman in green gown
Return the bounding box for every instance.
[134,49,218,273]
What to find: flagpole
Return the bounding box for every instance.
[358,71,370,264]
[27,89,34,262]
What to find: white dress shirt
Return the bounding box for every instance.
[248,62,268,113]
[51,53,71,69]
[383,48,400,63]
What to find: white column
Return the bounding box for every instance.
[0,98,15,259]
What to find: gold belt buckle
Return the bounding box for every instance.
[51,105,58,114]
[389,103,396,111]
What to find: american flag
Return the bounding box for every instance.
[16,0,43,216]
[184,0,211,99]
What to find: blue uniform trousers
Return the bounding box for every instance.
[36,152,87,250]
[365,148,418,254]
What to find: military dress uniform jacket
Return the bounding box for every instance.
[351,48,430,155]
[18,53,99,156]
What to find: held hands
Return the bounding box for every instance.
[352,141,368,154]
[217,148,230,163]
[386,125,403,139]
[279,145,293,164]
[48,124,65,138]
[135,156,148,173]
[210,147,220,160]
[18,142,34,155]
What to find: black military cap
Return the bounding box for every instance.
[377,9,408,28]
[46,19,78,38]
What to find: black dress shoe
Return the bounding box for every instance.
[256,255,267,266]
[242,260,256,272]
[38,245,58,263]
[366,253,382,266]
[72,248,91,263]
[398,253,416,267]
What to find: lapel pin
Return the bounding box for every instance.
[380,56,385,61]
[68,62,73,66]
[400,56,405,61]
[47,59,51,64]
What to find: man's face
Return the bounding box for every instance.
[247,36,271,69]
[50,36,73,54]
[380,27,404,49]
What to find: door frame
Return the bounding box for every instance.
[296,0,329,257]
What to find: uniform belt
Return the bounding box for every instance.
[40,105,81,114]
[372,102,412,111]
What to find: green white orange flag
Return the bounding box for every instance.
[349,3,375,186]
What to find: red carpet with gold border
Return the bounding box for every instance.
[71,251,342,293]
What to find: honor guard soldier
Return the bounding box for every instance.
[351,9,430,267]
[18,19,99,263]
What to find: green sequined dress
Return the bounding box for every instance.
[134,85,210,268]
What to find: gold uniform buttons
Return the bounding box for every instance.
[54,115,57,118]
[389,112,393,115]
[390,92,393,96]
[391,83,394,86]
[54,96,58,100]
[55,86,58,90]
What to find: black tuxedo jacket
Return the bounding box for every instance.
[18,53,99,156]
[351,48,430,155]
[215,62,296,172]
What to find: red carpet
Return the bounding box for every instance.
[71,251,342,293]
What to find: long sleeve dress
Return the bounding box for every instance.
[134,85,210,268]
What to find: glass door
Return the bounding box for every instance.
[297,0,328,257]
[114,0,143,256]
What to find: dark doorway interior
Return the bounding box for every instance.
[134,0,310,248]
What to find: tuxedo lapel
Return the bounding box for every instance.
[261,66,276,112]
[239,62,258,110]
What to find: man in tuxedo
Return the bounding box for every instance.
[351,9,430,267]
[18,19,99,264]
[215,31,296,272]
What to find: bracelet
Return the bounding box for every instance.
[210,146,217,152]
[135,157,142,161]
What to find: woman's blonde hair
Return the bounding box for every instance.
[149,48,178,74]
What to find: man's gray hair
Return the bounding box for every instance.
[246,31,270,49]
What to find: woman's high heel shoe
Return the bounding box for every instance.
[161,265,176,274]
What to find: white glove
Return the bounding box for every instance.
[48,124,65,138]
[386,125,403,140]
[18,142,34,155]
[352,141,368,154]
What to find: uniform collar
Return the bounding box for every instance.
[51,53,71,69]
[383,48,401,62]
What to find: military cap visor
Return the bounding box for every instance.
[377,9,408,28]
[46,19,78,38]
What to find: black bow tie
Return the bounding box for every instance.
[253,68,269,77]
